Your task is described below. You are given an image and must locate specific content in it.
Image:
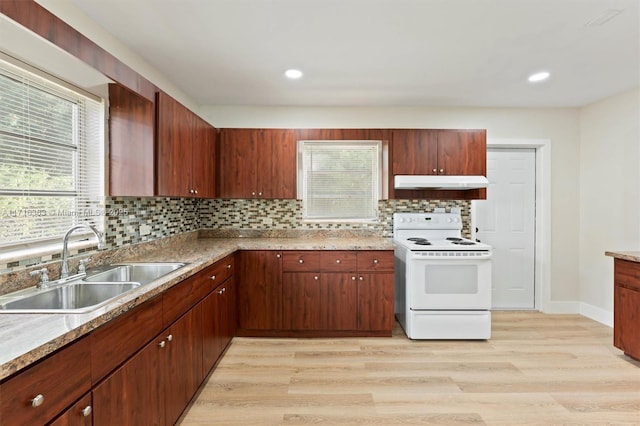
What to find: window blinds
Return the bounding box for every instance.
[299,141,380,221]
[0,57,105,247]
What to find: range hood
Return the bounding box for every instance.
[394,175,489,190]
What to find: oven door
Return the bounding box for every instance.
[406,254,491,310]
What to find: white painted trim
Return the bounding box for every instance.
[579,303,613,327]
[472,138,551,313]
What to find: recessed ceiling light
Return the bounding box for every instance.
[528,71,550,83]
[284,69,303,79]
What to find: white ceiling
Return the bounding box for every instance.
[58,0,640,107]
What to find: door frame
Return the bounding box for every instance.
[471,138,551,312]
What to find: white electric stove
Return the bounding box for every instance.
[394,212,492,339]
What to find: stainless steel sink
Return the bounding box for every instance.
[84,262,187,285]
[0,262,188,313]
[0,282,140,313]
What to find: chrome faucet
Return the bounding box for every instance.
[61,224,105,279]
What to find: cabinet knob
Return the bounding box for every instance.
[439,169,444,173]
[167,334,173,342]
[314,276,319,280]
[210,275,216,281]
[31,394,44,408]
[189,189,194,194]
[276,253,281,258]
[227,264,232,269]
[336,259,341,264]
[352,276,356,280]
[194,189,198,195]
[218,288,225,295]
[298,259,304,264]
[359,276,364,281]
[158,341,166,348]
[432,168,437,173]
[373,259,379,264]
[258,192,263,196]
[251,191,256,196]
[81,406,92,417]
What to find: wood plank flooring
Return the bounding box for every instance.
[179,312,640,425]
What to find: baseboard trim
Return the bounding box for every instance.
[542,301,579,314]
[579,302,613,328]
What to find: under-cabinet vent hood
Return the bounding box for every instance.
[394,175,489,190]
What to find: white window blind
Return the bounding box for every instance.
[299,140,381,221]
[0,57,105,248]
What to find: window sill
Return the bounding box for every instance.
[0,239,100,267]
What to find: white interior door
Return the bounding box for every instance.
[474,148,536,309]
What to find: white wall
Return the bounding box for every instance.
[579,88,640,325]
[202,105,582,306]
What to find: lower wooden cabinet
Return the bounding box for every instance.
[613,259,640,360]
[202,277,237,372]
[237,250,282,331]
[50,393,93,426]
[357,273,395,331]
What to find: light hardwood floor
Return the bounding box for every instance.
[180,312,640,425]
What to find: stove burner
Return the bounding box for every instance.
[452,241,476,246]
[407,237,431,245]
[446,237,463,241]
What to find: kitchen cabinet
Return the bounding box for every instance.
[49,393,93,426]
[156,91,216,198]
[0,337,91,426]
[613,259,640,360]
[108,83,155,197]
[202,276,237,374]
[239,250,394,336]
[391,129,487,200]
[237,250,283,332]
[218,128,296,199]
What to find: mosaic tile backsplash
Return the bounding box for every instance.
[0,196,470,278]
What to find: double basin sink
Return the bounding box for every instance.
[0,263,187,313]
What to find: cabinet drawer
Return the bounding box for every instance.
[357,251,394,272]
[614,259,640,291]
[1,337,91,426]
[90,295,163,384]
[282,251,321,271]
[319,251,357,272]
[206,255,235,290]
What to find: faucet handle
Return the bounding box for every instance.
[78,258,92,274]
[30,268,50,287]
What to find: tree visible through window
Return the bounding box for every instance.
[298,141,381,221]
[0,57,104,248]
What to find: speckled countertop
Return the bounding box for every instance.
[0,235,394,380]
[605,251,640,263]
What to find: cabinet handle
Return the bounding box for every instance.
[251,191,256,196]
[31,394,44,408]
[276,253,281,258]
[258,192,263,196]
[227,264,232,269]
[189,189,194,194]
[298,259,304,264]
[218,287,226,295]
[432,168,437,173]
[352,276,356,280]
[359,276,364,281]
[194,189,198,195]
[210,275,216,281]
[158,341,166,348]
[314,276,319,280]
[167,334,173,342]
[373,259,379,264]
[336,259,341,264]
[439,169,444,173]
[81,406,92,417]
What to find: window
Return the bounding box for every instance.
[298,140,381,221]
[0,56,105,249]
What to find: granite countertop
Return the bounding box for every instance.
[605,251,640,263]
[0,236,394,380]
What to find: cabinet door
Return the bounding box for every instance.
[391,129,438,175]
[49,393,92,426]
[259,129,297,199]
[324,273,358,330]
[202,277,236,373]
[156,91,194,197]
[218,128,258,198]
[282,272,322,330]
[237,251,282,330]
[163,306,204,425]
[92,337,164,426]
[357,273,395,332]
[614,285,640,359]
[108,83,154,197]
[192,115,216,198]
[436,130,486,176]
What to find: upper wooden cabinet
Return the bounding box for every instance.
[156,91,216,198]
[218,128,296,199]
[391,129,487,200]
[108,83,155,197]
[392,129,486,176]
